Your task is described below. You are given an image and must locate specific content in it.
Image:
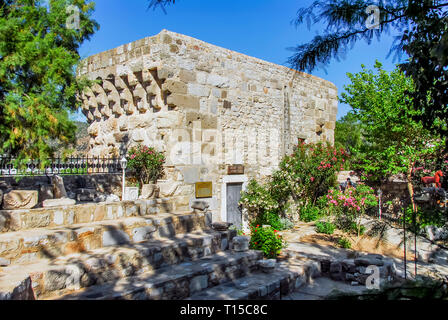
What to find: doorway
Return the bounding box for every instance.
[226,183,243,227]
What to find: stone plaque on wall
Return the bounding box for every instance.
[227,165,244,175]
[195,182,212,198]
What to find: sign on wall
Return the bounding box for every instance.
[227,165,244,175]
[195,182,213,198]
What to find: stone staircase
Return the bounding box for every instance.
[0,200,320,300]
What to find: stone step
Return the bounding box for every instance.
[0,212,207,265]
[187,259,321,300]
[0,199,181,233]
[0,229,236,299]
[50,250,263,300]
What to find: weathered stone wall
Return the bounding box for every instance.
[78,30,338,222]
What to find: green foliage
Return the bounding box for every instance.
[299,204,322,223]
[0,0,99,166]
[239,179,280,215]
[229,225,245,236]
[249,225,286,259]
[240,142,347,228]
[239,178,295,231]
[340,61,442,182]
[334,113,365,168]
[315,221,335,235]
[127,145,165,185]
[338,221,365,236]
[278,217,294,230]
[400,206,447,234]
[323,183,377,237]
[290,0,448,139]
[277,142,347,206]
[338,237,352,249]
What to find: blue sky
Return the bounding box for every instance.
[76,0,405,121]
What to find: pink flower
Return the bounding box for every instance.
[130,154,136,159]
[310,177,315,182]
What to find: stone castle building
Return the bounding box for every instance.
[78,29,338,229]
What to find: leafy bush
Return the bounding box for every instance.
[249,225,286,259]
[239,180,293,231]
[299,204,322,222]
[276,142,348,206]
[239,180,279,216]
[323,183,377,236]
[278,217,295,230]
[400,206,447,234]
[240,142,348,230]
[338,237,352,249]
[315,221,336,234]
[127,145,165,185]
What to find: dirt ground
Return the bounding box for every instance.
[299,230,417,261]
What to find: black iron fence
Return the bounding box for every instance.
[0,156,123,176]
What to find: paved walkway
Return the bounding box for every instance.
[279,221,448,299]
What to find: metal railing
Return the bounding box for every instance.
[0,156,123,176]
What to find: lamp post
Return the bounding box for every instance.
[120,156,127,201]
[377,188,382,220]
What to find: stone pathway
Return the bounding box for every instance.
[279,220,448,300]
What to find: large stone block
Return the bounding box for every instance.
[179,69,196,83]
[188,83,210,97]
[162,80,187,94]
[132,226,156,242]
[232,236,250,252]
[2,190,38,210]
[42,198,76,208]
[166,94,200,110]
[102,230,130,246]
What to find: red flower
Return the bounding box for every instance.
[310,177,315,182]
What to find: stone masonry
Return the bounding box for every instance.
[77,29,338,226]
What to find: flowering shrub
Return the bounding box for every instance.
[239,180,291,230]
[127,145,165,185]
[277,142,348,207]
[249,225,286,258]
[323,183,377,236]
[240,142,348,228]
[239,180,279,214]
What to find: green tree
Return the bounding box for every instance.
[340,61,443,209]
[334,113,365,167]
[288,0,448,139]
[0,0,99,166]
